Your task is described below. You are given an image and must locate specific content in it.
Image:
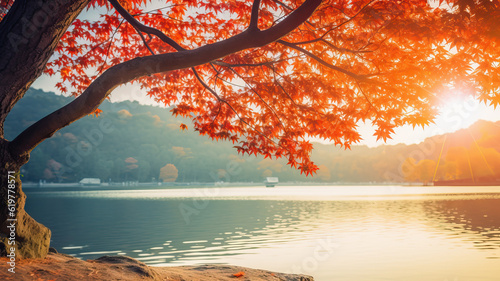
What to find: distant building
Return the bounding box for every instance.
[79,178,101,186]
[264,177,279,187]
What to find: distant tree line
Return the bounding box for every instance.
[402,123,500,184]
[6,89,499,184]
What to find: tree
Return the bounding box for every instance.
[414,159,436,185]
[124,156,139,180]
[316,164,331,181]
[435,160,459,181]
[402,157,417,182]
[402,158,436,184]
[446,146,472,179]
[1,0,499,258]
[159,163,178,182]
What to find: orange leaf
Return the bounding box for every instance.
[91,108,103,117]
[233,271,245,278]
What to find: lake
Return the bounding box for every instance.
[24,185,500,281]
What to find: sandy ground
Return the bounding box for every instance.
[0,253,314,280]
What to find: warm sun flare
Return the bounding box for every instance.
[434,91,484,132]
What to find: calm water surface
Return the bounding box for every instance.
[25,185,500,281]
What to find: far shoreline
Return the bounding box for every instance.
[22,180,418,189]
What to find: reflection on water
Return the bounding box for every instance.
[424,199,500,253]
[25,186,500,281]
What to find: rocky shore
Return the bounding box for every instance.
[0,253,314,280]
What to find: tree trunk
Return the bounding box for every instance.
[0,138,51,259]
[0,0,88,259]
[0,0,89,137]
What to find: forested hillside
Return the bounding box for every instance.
[6,89,499,184]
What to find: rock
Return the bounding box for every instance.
[0,253,315,281]
[94,255,159,279]
[154,263,315,280]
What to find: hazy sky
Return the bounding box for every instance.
[358,95,500,147]
[30,2,500,148]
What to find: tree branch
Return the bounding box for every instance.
[288,37,372,54]
[213,60,276,68]
[108,0,186,51]
[322,0,378,38]
[249,0,261,30]
[191,67,222,101]
[135,27,155,55]
[97,20,125,74]
[191,66,279,147]
[271,0,316,29]
[272,71,300,107]
[10,0,323,156]
[277,39,366,80]
[226,66,288,133]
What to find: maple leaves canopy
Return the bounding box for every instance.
[3,0,500,175]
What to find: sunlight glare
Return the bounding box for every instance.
[434,91,482,132]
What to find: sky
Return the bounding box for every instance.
[358,98,500,147]
[29,1,500,148]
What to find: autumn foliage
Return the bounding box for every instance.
[2,0,499,176]
[159,163,179,182]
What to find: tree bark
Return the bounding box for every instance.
[0,0,90,138]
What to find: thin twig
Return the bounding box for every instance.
[278,40,367,80]
[134,27,155,55]
[97,19,125,75]
[225,66,289,134]
[108,0,186,51]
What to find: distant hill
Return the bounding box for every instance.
[405,120,500,183]
[5,88,500,184]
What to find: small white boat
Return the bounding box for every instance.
[79,178,101,187]
[264,177,279,187]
